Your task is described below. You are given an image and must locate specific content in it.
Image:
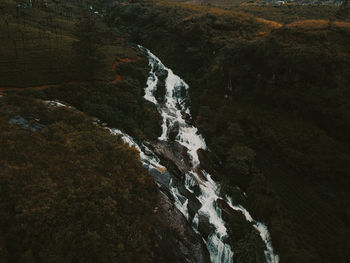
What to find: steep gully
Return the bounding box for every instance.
[44,46,279,262]
[108,47,279,263]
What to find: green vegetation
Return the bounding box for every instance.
[234,5,341,23]
[0,0,161,141]
[110,1,350,262]
[0,2,163,262]
[0,0,125,87]
[23,81,161,141]
[1,0,349,262]
[0,95,158,262]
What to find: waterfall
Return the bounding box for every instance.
[110,47,279,263]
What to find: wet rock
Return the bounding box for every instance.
[154,191,211,263]
[169,122,180,141]
[149,167,172,192]
[143,140,153,148]
[187,200,202,220]
[152,141,192,176]
[155,68,168,103]
[177,183,202,219]
[216,199,238,222]
[8,115,45,132]
[224,187,247,207]
[143,144,156,157]
[182,112,193,125]
[193,185,201,197]
[216,199,252,245]
[148,164,201,221]
[194,168,208,182]
[197,214,215,240]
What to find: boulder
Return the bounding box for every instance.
[182,112,193,125]
[194,168,208,183]
[216,198,238,222]
[155,67,168,103]
[152,141,192,176]
[149,167,172,193]
[154,191,211,263]
[197,214,215,240]
[176,183,202,219]
[168,122,180,141]
[224,187,247,207]
[216,199,253,245]
[8,115,45,132]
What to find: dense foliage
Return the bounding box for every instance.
[23,58,161,142]
[1,0,161,142]
[0,3,165,262]
[110,1,350,262]
[0,96,159,263]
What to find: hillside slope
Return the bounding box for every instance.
[0,95,160,262]
[109,1,350,262]
[0,2,207,262]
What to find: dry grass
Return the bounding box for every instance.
[287,19,350,29]
[156,0,282,34]
[256,17,282,30]
[334,21,350,28]
[0,1,137,88]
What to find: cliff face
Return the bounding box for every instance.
[109,2,350,262]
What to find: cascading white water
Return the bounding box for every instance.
[225,197,279,263]
[109,128,165,172]
[139,46,279,263]
[141,48,232,262]
[106,47,279,263]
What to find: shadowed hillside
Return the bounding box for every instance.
[1,0,349,262]
[0,95,159,262]
[109,1,350,262]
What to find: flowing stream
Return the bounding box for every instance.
[110,47,279,263]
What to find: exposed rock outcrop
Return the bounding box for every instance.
[154,191,211,263]
[216,198,253,245]
[152,141,192,176]
[197,214,215,240]
[169,122,180,141]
